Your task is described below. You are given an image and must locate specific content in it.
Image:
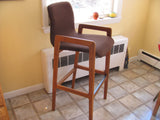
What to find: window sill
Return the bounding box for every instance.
[42,16,121,34]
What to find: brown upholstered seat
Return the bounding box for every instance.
[60,34,113,57]
[48,2,114,57]
[48,2,114,120]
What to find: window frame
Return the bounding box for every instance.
[41,0,123,33]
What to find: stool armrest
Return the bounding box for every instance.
[55,35,95,48]
[78,24,112,37]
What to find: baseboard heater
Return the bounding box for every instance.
[138,49,160,69]
[41,35,128,93]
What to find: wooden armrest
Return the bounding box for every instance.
[78,24,112,37]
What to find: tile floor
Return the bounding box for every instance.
[5,60,160,120]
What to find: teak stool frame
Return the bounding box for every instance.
[52,24,112,120]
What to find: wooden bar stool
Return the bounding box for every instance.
[47,2,114,120]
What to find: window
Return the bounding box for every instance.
[41,0,123,33]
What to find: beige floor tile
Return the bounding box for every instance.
[82,83,98,92]
[120,81,139,93]
[59,102,83,120]
[131,60,144,66]
[55,92,73,108]
[117,112,139,120]
[133,89,153,103]
[26,116,40,120]
[142,73,160,83]
[77,98,100,113]
[78,77,89,86]
[133,105,152,120]
[70,114,88,120]
[119,95,142,110]
[108,86,127,99]
[93,108,113,120]
[69,87,86,101]
[151,70,160,77]
[40,111,64,120]
[110,74,128,84]
[96,81,103,89]
[132,77,150,87]
[150,115,160,120]
[127,62,138,69]
[48,89,64,96]
[28,89,49,102]
[33,98,52,114]
[94,74,104,81]
[146,100,156,110]
[10,95,30,108]
[63,80,81,89]
[144,84,160,96]
[121,70,139,79]
[155,81,160,88]
[132,68,147,75]
[104,101,129,118]
[14,104,37,120]
[7,61,160,120]
[95,91,115,105]
[141,64,153,71]
[108,79,117,88]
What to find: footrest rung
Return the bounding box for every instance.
[77,65,105,75]
[57,85,89,98]
[94,76,106,97]
[58,68,75,85]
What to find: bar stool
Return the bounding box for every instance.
[47,2,114,120]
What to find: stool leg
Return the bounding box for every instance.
[89,45,95,120]
[104,51,110,99]
[153,92,160,116]
[89,96,94,120]
[72,51,79,88]
[52,41,60,111]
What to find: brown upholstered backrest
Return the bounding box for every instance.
[48,2,76,46]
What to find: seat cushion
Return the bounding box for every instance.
[59,33,114,57]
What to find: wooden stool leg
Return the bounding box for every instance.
[52,41,60,110]
[89,44,95,120]
[153,92,160,116]
[104,51,110,99]
[72,51,79,88]
[89,96,94,120]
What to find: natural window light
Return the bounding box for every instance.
[41,0,123,33]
